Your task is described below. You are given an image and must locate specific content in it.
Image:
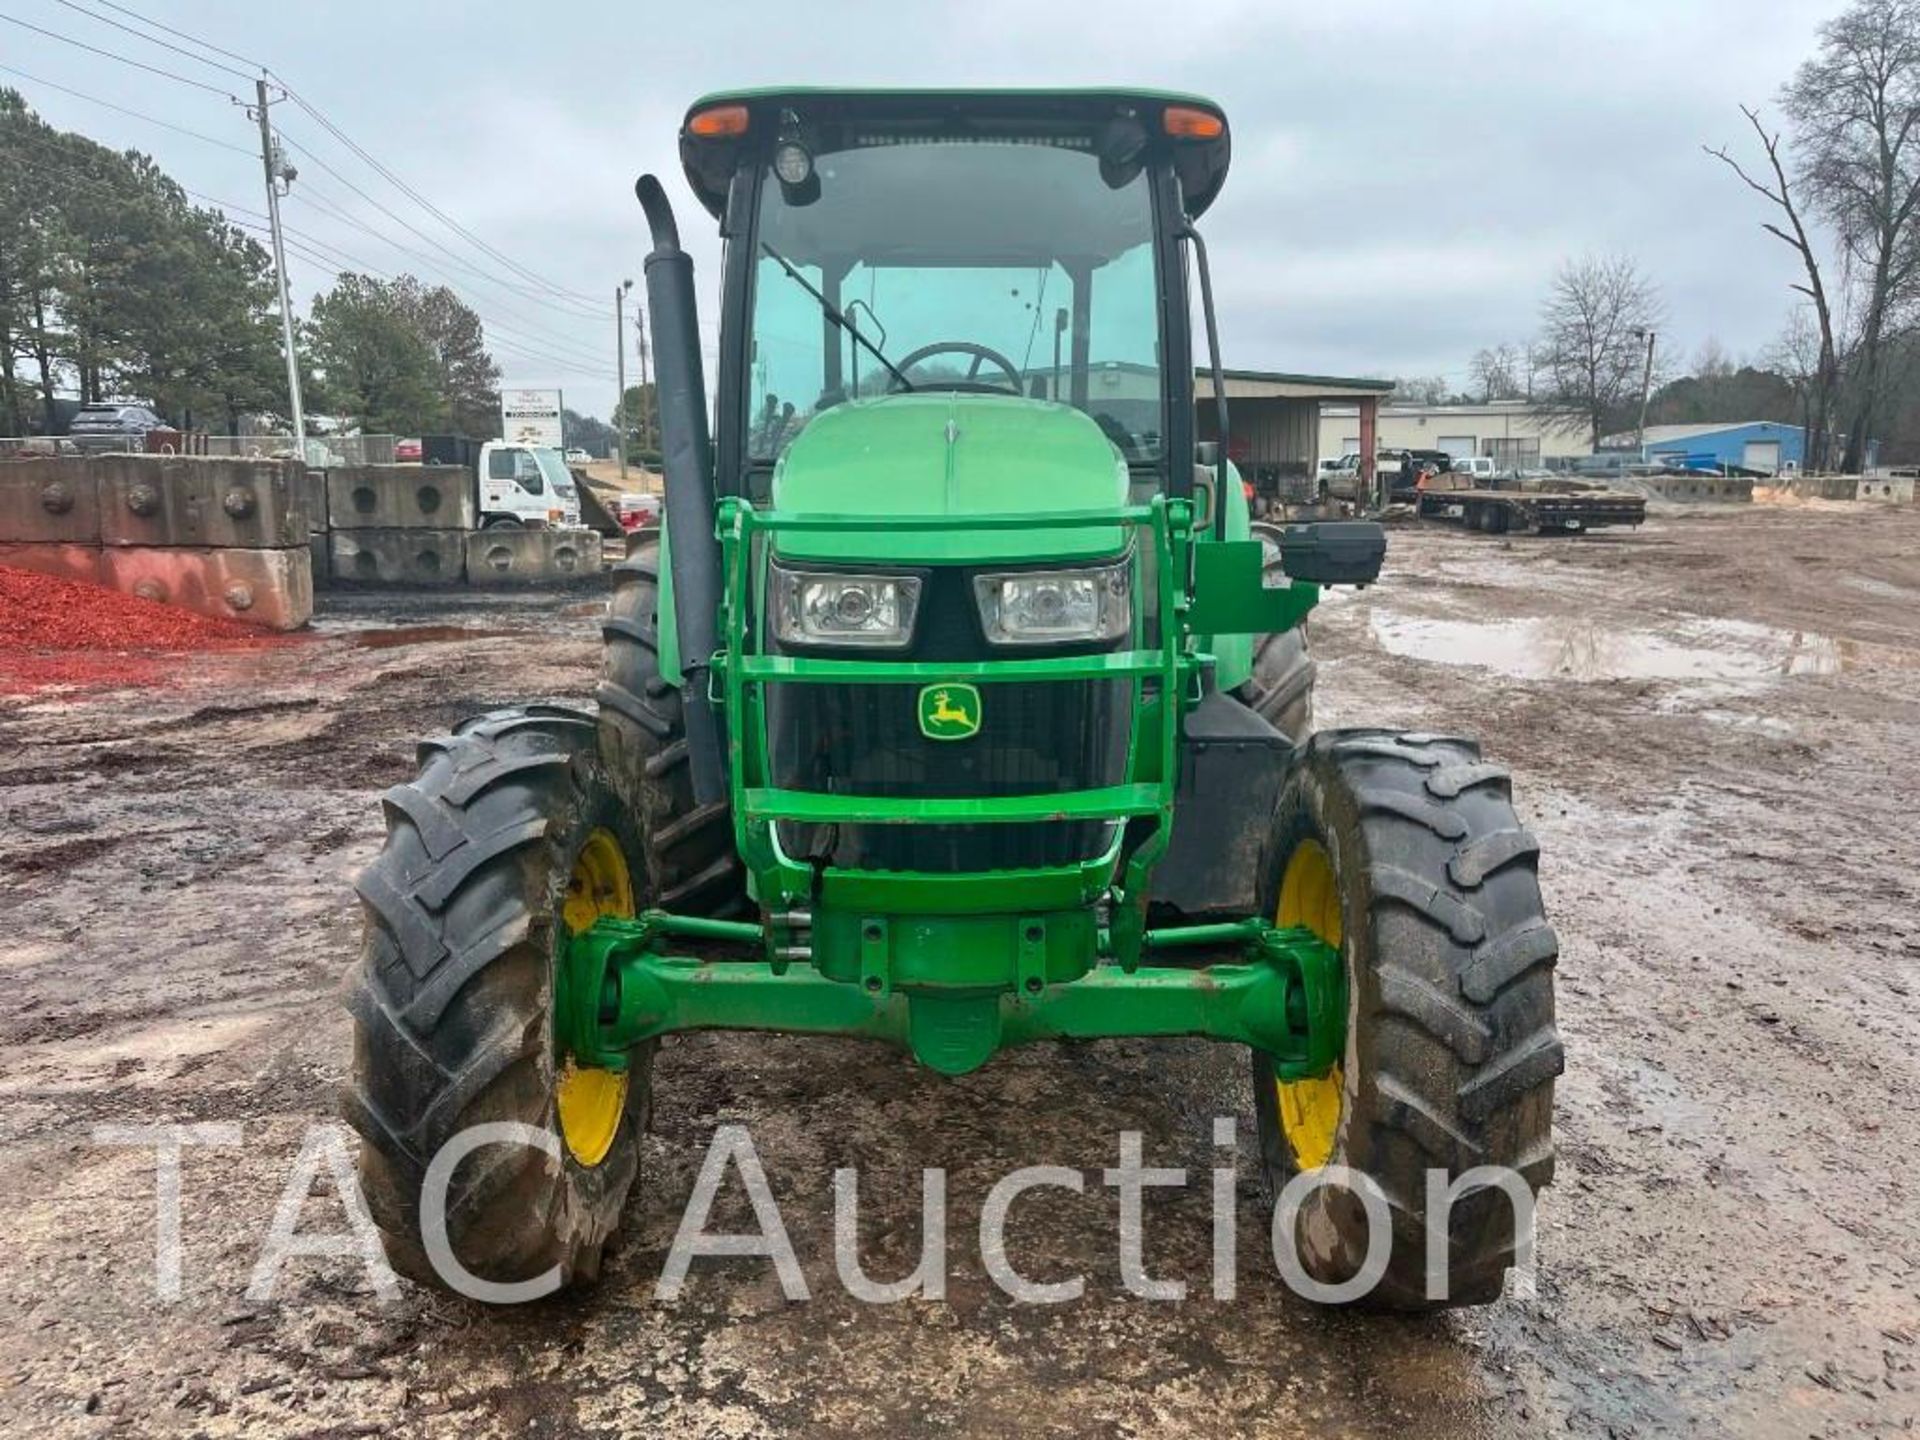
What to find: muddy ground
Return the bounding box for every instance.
[1,502,1917,1439]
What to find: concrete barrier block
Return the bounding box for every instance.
[98,454,309,548]
[1785,476,1859,501]
[305,469,328,535]
[308,532,331,588]
[100,546,312,630]
[1857,476,1916,503]
[326,465,476,530]
[0,540,107,585]
[329,528,467,585]
[0,458,102,543]
[465,528,602,585]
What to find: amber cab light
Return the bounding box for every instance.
[687,105,750,138]
[1163,106,1225,139]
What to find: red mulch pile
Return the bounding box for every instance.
[0,564,297,694]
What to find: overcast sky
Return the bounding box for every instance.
[3,0,1845,418]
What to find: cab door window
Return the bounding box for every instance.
[488,448,545,494]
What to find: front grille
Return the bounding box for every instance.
[769,676,1129,870]
[761,562,1134,872]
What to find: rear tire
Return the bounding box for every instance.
[342,704,650,1293]
[596,533,749,915]
[1250,730,1562,1309]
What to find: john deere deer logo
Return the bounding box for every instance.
[918,683,981,741]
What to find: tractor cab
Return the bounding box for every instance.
[677,89,1230,512]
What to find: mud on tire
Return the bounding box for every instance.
[342,704,649,1292]
[596,532,748,915]
[1251,730,1562,1309]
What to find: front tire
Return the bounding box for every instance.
[596,534,748,915]
[342,704,650,1293]
[1251,730,1562,1309]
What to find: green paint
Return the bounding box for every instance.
[917,682,981,740]
[597,90,1342,1086]
[716,497,1194,930]
[654,523,682,688]
[770,394,1128,564]
[1204,461,1255,690]
[1186,541,1319,636]
[560,911,1345,1079]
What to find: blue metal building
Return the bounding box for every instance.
[1628,421,1806,474]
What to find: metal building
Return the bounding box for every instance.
[1194,368,1395,497]
[1602,421,1805,475]
[1320,400,1594,467]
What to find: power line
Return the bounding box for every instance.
[0,62,254,154]
[4,146,620,382]
[274,220,617,372]
[43,0,255,84]
[273,129,603,321]
[231,222,620,380]
[284,185,619,360]
[3,15,622,393]
[79,0,265,73]
[273,80,603,309]
[3,4,605,331]
[0,9,239,98]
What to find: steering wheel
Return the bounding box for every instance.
[890,341,1025,395]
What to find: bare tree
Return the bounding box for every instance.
[1691,337,1736,379]
[1535,254,1664,449]
[1764,306,1830,459]
[1706,105,1840,471]
[1469,343,1521,401]
[1785,0,1920,470]
[1389,374,1458,405]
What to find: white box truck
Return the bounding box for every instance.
[476,441,582,529]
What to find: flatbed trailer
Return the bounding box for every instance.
[1418,483,1646,535]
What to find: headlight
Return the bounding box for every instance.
[770,566,920,648]
[973,561,1131,645]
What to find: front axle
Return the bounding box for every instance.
[557,911,1345,1078]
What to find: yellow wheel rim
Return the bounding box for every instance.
[556,828,634,1167]
[1274,839,1345,1171]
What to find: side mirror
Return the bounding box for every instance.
[1279,522,1386,587]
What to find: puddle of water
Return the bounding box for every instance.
[340,625,517,649]
[1369,614,1860,681]
[1840,574,1919,601]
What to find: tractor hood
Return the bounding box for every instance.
[770,393,1130,565]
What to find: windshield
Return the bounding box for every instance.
[747,139,1162,463]
[534,449,576,495]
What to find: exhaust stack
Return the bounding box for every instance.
[634,175,727,808]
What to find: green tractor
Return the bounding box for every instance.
[344,89,1561,1309]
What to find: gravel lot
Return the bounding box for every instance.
[2,501,1917,1438]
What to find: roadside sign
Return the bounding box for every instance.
[501,388,564,449]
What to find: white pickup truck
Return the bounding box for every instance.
[476,442,583,529]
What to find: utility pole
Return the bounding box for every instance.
[1634,327,1656,458]
[615,279,633,481]
[253,77,306,460]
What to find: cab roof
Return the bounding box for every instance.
[677,87,1231,222]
